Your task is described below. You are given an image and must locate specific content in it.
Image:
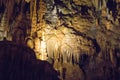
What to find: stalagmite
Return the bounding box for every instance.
[39,31,48,60]
[26,38,34,49]
[34,37,41,53]
[29,0,48,60]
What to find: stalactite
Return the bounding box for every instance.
[30,0,46,36]
[37,0,46,30]
[0,0,26,41]
[46,37,60,60]
[31,0,37,36]
[0,9,8,39]
[0,4,11,40]
[30,0,33,21]
[60,43,73,63]
[45,27,95,64]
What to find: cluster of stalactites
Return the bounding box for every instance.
[0,9,9,41]
[45,27,95,64]
[0,0,23,21]
[0,0,26,41]
[46,36,94,64]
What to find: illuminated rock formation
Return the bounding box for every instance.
[0,0,120,80]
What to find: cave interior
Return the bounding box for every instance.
[0,0,120,80]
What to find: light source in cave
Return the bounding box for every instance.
[29,0,48,60]
[31,30,48,60]
[39,31,48,60]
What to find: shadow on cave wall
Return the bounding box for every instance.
[0,40,59,80]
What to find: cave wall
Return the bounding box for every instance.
[0,0,120,80]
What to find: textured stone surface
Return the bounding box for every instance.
[0,0,120,80]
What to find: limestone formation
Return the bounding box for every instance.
[0,0,120,80]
